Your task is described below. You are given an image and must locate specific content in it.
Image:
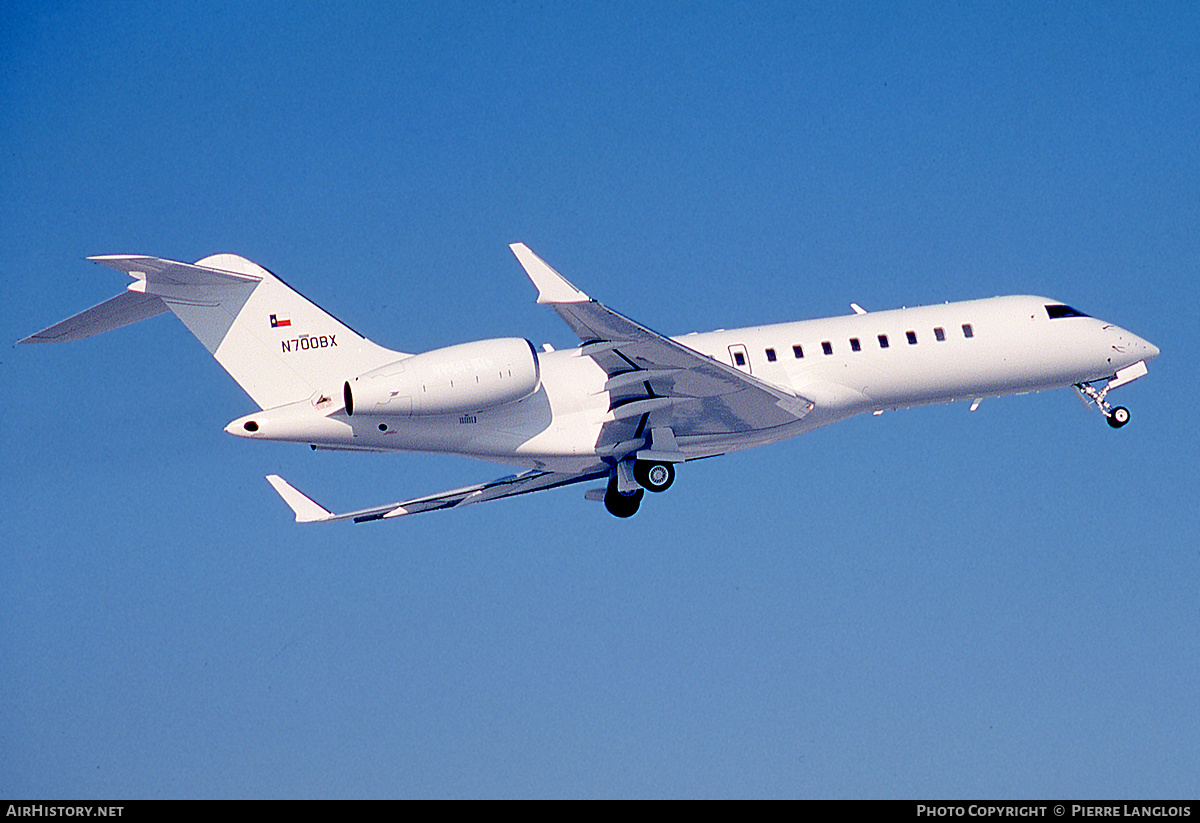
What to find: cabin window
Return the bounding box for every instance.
[878,334,889,348]
[792,344,804,359]
[733,351,746,366]
[850,337,861,352]
[934,327,945,342]
[765,348,776,362]
[822,341,833,355]
[962,324,974,338]
[906,330,918,345]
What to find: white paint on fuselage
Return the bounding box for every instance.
[227,294,1158,472]
[682,294,1155,414]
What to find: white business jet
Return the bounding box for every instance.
[21,244,1158,521]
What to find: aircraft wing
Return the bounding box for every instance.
[266,467,609,523]
[510,244,813,449]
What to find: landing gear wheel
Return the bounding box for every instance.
[1107,406,1130,428]
[604,477,644,518]
[634,460,675,493]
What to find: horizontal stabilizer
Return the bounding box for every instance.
[18,290,168,344]
[90,254,263,286]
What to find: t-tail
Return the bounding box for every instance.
[19,254,407,409]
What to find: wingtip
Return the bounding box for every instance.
[509,243,590,304]
[266,474,333,523]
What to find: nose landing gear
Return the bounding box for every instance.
[1074,360,1150,430]
[1074,379,1130,429]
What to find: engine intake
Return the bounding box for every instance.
[344,338,540,417]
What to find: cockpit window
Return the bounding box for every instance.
[1045,304,1090,319]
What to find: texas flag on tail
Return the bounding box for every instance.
[270,314,291,328]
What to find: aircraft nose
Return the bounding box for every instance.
[1125,331,1160,361]
[1104,324,1159,363]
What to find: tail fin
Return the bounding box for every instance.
[21,254,407,410]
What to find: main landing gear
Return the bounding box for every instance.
[633,459,675,493]
[604,475,643,518]
[603,460,678,517]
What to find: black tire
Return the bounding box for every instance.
[1107,406,1130,428]
[604,477,644,517]
[633,460,675,493]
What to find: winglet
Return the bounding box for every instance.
[509,243,590,304]
[266,474,334,522]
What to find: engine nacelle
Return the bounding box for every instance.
[344,337,540,417]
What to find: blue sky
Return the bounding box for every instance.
[2,1,1196,798]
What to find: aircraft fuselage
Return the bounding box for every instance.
[227,294,1158,473]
